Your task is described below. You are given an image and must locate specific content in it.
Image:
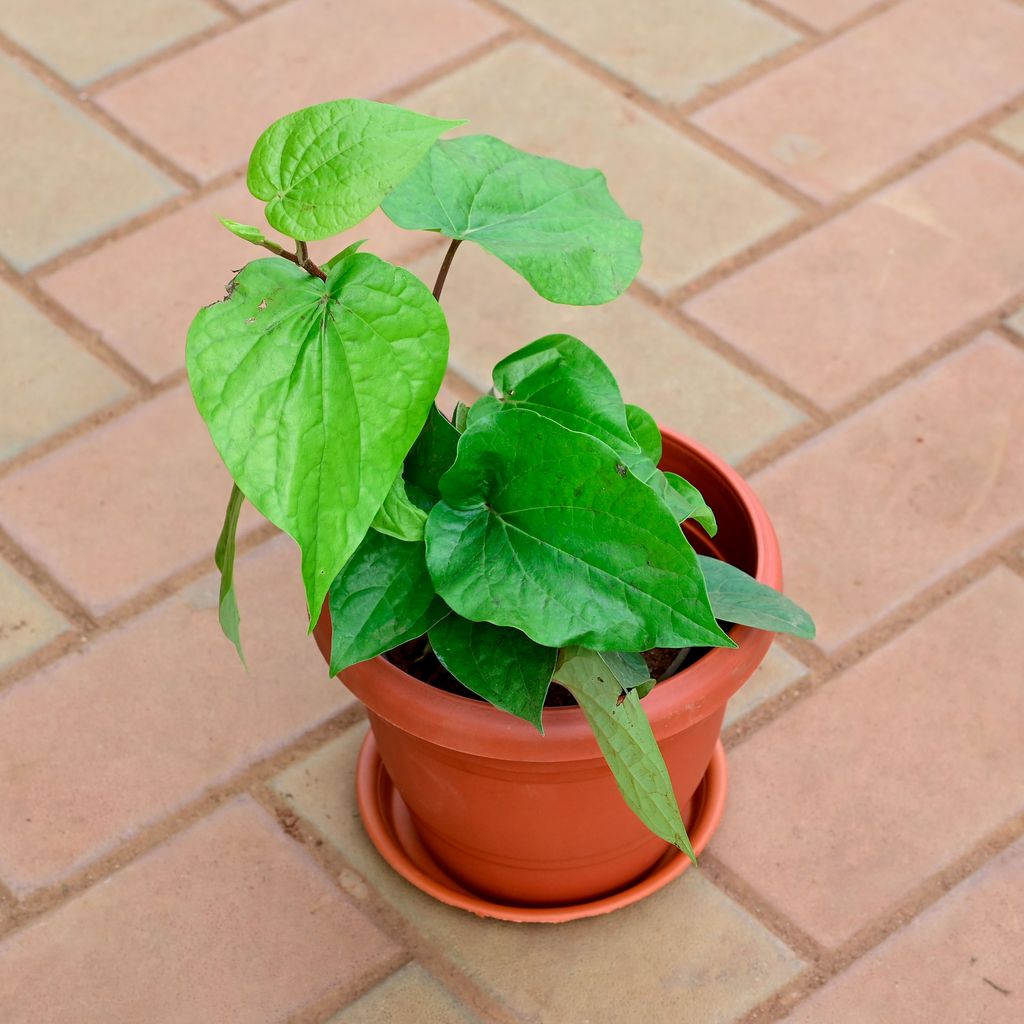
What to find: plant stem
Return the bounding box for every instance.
[260,239,326,281]
[432,238,462,300]
[295,240,308,265]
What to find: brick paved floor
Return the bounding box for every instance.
[1,1,1022,1021]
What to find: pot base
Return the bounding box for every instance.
[355,731,728,923]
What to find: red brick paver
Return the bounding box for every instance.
[694,0,1024,201]
[782,837,1024,1021]
[0,539,349,894]
[2,0,1023,1019]
[712,568,1024,947]
[0,798,402,1023]
[96,0,506,182]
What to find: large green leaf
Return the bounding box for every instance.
[187,252,448,624]
[372,472,426,542]
[491,335,713,529]
[247,99,462,240]
[382,135,642,305]
[425,408,734,651]
[428,616,556,731]
[555,647,694,860]
[214,483,245,665]
[327,531,448,675]
[698,555,815,639]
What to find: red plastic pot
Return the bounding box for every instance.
[313,427,781,907]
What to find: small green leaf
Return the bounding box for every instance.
[698,555,815,639]
[428,615,556,731]
[493,334,637,452]
[322,239,367,271]
[555,647,694,860]
[328,531,448,675]
[426,407,734,651]
[404,403,460,510]
[247,99,463,240]
[187,252,448,625]
[219,217,268,246]
[465,394,501,428]
[452,401,469,433]
[491,336,714,531]
[214,483,246,666]
[625,403,662,463]
[664,473,717,537]
[383,135,642,305]
[372,472,427,541]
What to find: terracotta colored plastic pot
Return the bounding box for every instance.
[313,427,781,906]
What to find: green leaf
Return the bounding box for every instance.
[186,251,448,625]
[247,99,462,241]
[328,531,448,675]
[452,401,469,433]
[322,239,366,271]
[219,217,268,246]
[625,403,662,464]
[214,483,246,666]
[372,472,427,541]
[491,335,714,531]
[465,394,501,428]
[555,647,694,860]
[664,473,717,537]
[493,334,637,452]
[425,407,734,651]
[404,403,460,510]
[698,555,816,639]
[382,135,642,305]
[428,616,556,731]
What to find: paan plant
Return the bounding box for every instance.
[187,98,814,863]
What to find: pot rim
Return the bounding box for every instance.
[322,426,781,760]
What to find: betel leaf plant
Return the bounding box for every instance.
[187,98,814,862]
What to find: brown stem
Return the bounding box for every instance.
[257,239,326,281]
[432,238,462,300]
[295,240,309,265]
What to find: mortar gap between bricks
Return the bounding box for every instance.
[0,31,198,188]
[251,782,527,1024]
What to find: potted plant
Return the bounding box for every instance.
[186,99,814,922]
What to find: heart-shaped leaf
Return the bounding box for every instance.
[425,407,734,651]
[698,555,815,639]
[214,483,246,665]
[382,135,642,305]
[328,531,448,675]
[555,647,694,860]
[247,99,462,240]
[187,252,448,624]
[428,615,556,731]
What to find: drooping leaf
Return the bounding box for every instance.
[327,531,448,675]
[219,217,268,246]
[697,555,815,639]
[665,473,717,537]
[187,252,448,624]
[428,615,556,731]
[404,403,460,510]
[382,135,642,305]
[247,99,463,240]
[214,483,246,666]
[555,647,694,860]
[425,407,734,651]
[372,472,427,541]
[625,403,661,464]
